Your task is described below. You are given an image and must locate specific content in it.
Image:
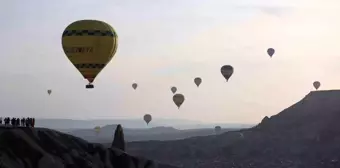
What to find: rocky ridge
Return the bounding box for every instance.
[123,90,340,168]
[0,126,179,168]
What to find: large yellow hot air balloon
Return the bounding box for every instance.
[61,20,118,89]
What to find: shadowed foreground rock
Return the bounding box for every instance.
[0,127,179,168]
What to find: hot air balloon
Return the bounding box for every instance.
[132,83,138,90]
[215,126,221,134]
[94,126,101,135]
[143,114,152,125]
[313,81,321,90]
[171,87,177,94]
[47,90,52,95]
[62,20,118,89]
[267,48,275,57]
[220,65,234,82]
[173,93,185,109]
[194,77,202,87]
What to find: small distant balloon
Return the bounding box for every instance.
[313,81,321,90]
[194,77,202,87]
[215,126,222,134]
[173,94,185,109]
[220,65,234,82]
[171,87,177,94]
[94,126,101,135]
[47,90,52,95]
[267,48,275,57]
[132,83,138,90]
[143,114,152,125]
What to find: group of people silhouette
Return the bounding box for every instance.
[0,117,35,127]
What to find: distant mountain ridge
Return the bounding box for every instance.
[35,118,254,130]
[68,124,241,142]
[121,90,340,168]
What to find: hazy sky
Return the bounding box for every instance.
[1,0,340,124]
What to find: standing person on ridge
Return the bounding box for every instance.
[4,117,8,126]
[16,118,20,127]
[25,117,29,127]
[21,118,25,126]
[11,117,15,126]
[28,118,32,127]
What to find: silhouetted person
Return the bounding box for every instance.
[25,117,29,127]
[16,118,20,126]
[11,117,15,126]
[111,124,125,151]
[32,118,35,127]
[21,118,25,126]
[28,118,32,127]
[4,117,9,126]
[0,117,2,124]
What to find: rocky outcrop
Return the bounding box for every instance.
[111,124,125,151]
[0,127,180,168]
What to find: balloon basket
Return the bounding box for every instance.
[86,84,94,89]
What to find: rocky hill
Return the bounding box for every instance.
[118,90,340,168]
[0,126,179,168]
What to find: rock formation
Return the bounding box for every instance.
[0,127,179,168]
[111,124,125,151]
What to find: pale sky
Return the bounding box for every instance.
[0,0,340,124]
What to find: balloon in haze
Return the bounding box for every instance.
[267,48,275,57]
[220,65,234,82]
[47,90,52,95]
[61,20,118,89]
[94,126,101,135]
[215,126,222,134]
[132,83,138,90]
[194,77,202,87]
[171,87,177,94]
[313,81,321,90]
[173,94,185,109]
[239,132,244,138]
[143,114,152,125]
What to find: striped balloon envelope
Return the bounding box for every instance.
[61,20,118,88]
